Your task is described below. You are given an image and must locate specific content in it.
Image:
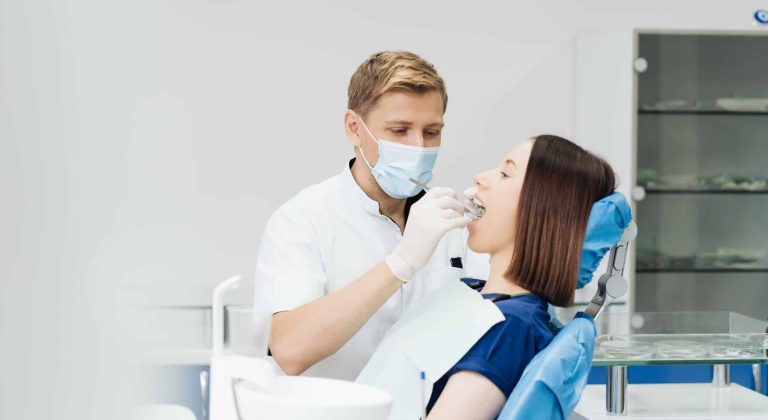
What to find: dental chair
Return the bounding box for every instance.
[498,192,636,420]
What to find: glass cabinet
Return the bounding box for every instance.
[633,32,768,320]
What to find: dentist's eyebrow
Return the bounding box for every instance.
[384,120,413,126]
[384,120,444,129]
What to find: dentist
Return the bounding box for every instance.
[257,51,486,380]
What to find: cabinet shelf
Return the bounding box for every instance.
[642,188,768,195]
[637,268,768,274]
[638,109,768,116]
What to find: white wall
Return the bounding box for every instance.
[1,1,766,418]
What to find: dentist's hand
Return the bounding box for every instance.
[463,186,479,201]
[385,187,471,282]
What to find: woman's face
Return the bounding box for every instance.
[467,140,533,254]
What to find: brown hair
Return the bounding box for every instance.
[508,135,617,307]
[347,51,447,117]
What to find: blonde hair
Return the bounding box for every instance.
[348,51,447,117]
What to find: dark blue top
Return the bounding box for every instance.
[426,293,556,412]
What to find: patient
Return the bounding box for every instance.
[426,134,616,420]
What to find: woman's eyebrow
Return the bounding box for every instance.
[505,159,517,170]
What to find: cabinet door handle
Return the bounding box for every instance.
[634,57,648,73]
[632,186,646,201]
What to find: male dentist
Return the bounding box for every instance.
[257,51,486,380]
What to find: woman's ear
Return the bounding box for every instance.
[344,110,362,148]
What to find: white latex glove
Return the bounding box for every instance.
[385,187,471,282]
[463,186,478,201]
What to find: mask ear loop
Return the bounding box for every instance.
[355,113,379,171]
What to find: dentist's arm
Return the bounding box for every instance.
[269,188,469,376]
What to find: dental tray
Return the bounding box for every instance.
[594,333,768,365]
[590,311,768,366]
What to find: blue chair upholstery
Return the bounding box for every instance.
[498,313,596,420]
[578,192,632,288]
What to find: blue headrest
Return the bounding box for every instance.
[578,192,632,289]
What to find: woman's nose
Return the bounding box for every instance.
[473,171,490,189]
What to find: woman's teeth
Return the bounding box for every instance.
[469,197,486,219]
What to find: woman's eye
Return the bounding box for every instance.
[499,170,509,178]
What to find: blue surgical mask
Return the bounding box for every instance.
[357,117,440,199]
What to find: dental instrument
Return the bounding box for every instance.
[408,178,486,220]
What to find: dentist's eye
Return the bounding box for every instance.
[390,128,407,135]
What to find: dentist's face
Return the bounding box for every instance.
[467,140,533,254]
[345,89,445,167]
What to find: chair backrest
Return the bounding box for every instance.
[497,313,597,420]
[579,192,632,289]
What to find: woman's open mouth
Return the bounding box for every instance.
[468,196,486,221]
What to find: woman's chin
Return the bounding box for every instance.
[468,216,508,255]
[467,232,489,254]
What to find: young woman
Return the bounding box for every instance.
[426,134,617,420]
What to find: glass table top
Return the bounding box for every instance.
[592,312,768,366]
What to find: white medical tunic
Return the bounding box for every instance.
[254,159,489,381]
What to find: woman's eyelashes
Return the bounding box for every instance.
[499,169,509,178]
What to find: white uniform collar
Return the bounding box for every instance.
[340,158,384,216]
